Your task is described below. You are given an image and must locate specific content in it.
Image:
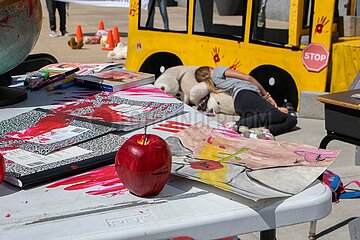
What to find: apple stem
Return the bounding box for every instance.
[143,125,147,145]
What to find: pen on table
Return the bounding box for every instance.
[45,74,76,91]
[29,67,80,91]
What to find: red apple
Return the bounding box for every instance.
[0,154,5,184]
[115,133,172,197]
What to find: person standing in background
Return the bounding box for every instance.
[46,0,70,37]
[146,0,169,31]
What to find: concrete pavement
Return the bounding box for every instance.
[30,1,360,239]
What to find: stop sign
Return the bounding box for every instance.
[302,43,330,72]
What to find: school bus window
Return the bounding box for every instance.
[193,0,246,40]
[251,0,290,46]
[139,0,188,32]
[302,0,312,29]
[299,0,312,46]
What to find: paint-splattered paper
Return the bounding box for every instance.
[168,122,339,201]
[48,91,184,131]
[0,108,115,155]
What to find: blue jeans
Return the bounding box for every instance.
[46,0,67,33]
[146,0,169,30]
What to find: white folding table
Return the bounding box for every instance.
[0,85,332,240]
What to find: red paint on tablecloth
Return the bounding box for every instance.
[47,165,126,196]
[153,121,191,133]
[121,86,174,98]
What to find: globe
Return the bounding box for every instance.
[0,0,42,75]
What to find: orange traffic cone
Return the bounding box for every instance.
[113,26,120,45]
[102,30,115,50]
[76,24,83,41]
[98,21,105,31]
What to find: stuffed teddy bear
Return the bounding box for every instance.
[154,66,190,103]
[154,66,235,115]
[207,91,235,115]
[68,36,84,49]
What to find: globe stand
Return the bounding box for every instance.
[0,72,27,107]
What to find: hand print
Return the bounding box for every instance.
[129,1,138,17]
[229,59,241,70]
[211,46,222,64]
[315,16,329,34]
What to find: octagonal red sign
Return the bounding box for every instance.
[302,43,330,72]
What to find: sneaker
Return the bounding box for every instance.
[49,31,58,38]
[61,31,70,37]
[283,99,297,117]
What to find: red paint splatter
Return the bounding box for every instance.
[52,93,134,123]
[0,137,22,152]
[207,137,214,144]
[84,104,133,122]
[71,165,79,170]
[5,159,14,164]
[152,127,180,133]
[47,165,127,196]
[153,121,191,133]
[171,237,193,240]
[5,214,10,218]
[5,114,74,140]
[315,16,329,34]
[121,86,174,98]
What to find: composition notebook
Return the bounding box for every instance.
[49,91,184,131]
[0,108,115,155]
[4,134,125,188]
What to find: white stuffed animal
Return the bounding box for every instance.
[154,66,235,115]
[207,92,235,115]
[154,66,204,104]
[108,42,128,60]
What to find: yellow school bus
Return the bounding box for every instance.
[126,0,360,108]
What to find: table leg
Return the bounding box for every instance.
[260,229,276,240]
[308,220,317,240]
[319,134,334,149]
